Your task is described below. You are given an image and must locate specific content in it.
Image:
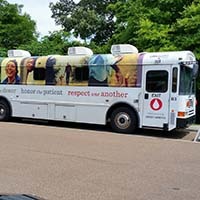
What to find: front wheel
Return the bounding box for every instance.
[110,107,138,134]
[0,100,10,121]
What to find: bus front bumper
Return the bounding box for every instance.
[177,115,196,129]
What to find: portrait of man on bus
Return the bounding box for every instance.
[1,59,20,84]
[54,63,71,86]
[64,62,72,85]
[46,56,57,85]
[53,56,89,86]
[21,57,37,84]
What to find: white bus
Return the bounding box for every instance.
[0,45,198,133]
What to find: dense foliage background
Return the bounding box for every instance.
[1,0,200,56]
[1,0,200,121]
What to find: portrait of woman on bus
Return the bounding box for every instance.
[1,59,20,84]
[88,54,123,87]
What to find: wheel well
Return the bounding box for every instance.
[106,103,139,126]
[0,96,12,116]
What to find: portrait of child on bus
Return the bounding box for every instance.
[109,54,139,87]
[1,59,20,84]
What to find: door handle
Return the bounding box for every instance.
[145,93,149,99]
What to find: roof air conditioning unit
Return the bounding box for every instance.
[68,47,93,56]
[7,49,31,57]
[111,44,138,55]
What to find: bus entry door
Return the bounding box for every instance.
[142,67,170,130]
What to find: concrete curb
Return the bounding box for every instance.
[187,124,200,132]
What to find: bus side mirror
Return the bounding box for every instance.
[193,62,199,78]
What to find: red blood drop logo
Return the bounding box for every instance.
[150,98,163,111]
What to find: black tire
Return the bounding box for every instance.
[0,100,10,121]
[110,107,137,134]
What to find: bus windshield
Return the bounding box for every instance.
[179,65,194,95]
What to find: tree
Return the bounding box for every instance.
[110,0,197,52]
[18,31,84,56]
[0,0,37,51]
[173,0,200,58]
[49,0,117,44]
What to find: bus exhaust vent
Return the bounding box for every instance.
[68,47,93,56]
[111,44,138,55]
[7,50,31,57]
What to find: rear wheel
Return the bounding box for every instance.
[0,100,10,121]
[110,107,137,134]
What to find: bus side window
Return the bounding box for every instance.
[172,67,178,93]
[34,68,45,80]
[74,65,89,82]
[146,70,168,93]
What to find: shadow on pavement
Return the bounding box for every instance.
[10,117,197,142]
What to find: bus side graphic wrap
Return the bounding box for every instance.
[136,53,145,87]
[0,54,140,88]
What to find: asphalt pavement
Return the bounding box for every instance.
[0,121,200,200]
